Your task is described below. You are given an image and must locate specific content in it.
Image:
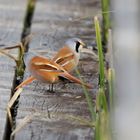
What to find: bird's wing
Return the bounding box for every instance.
[29,56,66,83]
[52,46,75,64]
[30,56,63,71]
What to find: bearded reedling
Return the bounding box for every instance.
[15,55,92,91]
[16,38,95,91]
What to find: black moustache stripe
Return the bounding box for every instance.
[76,41,80,53]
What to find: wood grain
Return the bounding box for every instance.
[0,0,27,139]
[15,0,100,139]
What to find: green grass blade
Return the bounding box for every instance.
[108,68,114,111]
[16,43,25,77]
[101,0,110,46]
[96,88,111,140]
[100,88,108,112]
[95,114,100,140]
[94,16,105,88]
[75,69,96,122]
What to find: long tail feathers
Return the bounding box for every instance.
[15,76,35,90]
[15,74,92,90]
[60,73,93,89]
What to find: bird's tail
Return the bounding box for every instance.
[15,76,35,90]
[59,72,93,89]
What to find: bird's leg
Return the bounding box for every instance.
[51,83,54,92]
[48,84,50,91]
[48,84,54,93]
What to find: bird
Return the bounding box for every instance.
[16,55,92,91]
[52,38,93,72]
[15,38,93,90]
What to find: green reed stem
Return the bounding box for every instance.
[75,69,96,122]
[108,68,114,111]
[94,16,105,89]
[101,0,110,47]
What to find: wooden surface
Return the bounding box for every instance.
[14,0,100,140]
[0,0,28,140]
[0,0,101,140]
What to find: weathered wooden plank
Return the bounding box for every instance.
[15,0,100,140]
[0,0,27,139]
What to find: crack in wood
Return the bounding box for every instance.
[3,0,36,140]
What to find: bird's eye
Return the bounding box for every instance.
[75,41,80,53]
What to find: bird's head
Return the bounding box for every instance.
[65,38,86,54]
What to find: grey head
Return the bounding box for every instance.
[64,38,86,54]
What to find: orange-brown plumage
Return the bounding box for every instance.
[16,56,92,89]
[15,38,93,90]
[52,45,78,72]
